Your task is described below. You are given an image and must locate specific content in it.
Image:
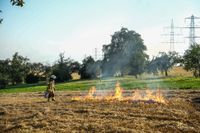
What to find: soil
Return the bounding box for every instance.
[0,90,200,133]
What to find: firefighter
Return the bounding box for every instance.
[46,75,56,102]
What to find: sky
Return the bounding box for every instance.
[0,0,200,64]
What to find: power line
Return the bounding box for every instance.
[161,19,183,52]
[184,14,200,46]
[94,48,97,61]
[94,48,103,61]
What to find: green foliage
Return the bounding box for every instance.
[0,0,24,24]
[0,10,2,24]
[0,53,51,86]
[147,51,180,76]
[69,61,81,73]
[0,79,8,89]
[79,56,100,79]
[102,27,148,77]
[0,59,10,86]
[28,63,45,75]
[10,0,25,7]
[52,53,72,82]
[25,73,39,84]
[27,62,50,81]
[183,44,200,77]
[9,52,29,85]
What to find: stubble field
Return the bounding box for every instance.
[0,90,200,133]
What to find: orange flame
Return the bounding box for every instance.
[85,86,96,100]
[113,82,123,100]
[155,89,166,103]
[131,89,142,100]
[71,96,81,101]
[71,86,96,101]
[131,89,166,104]
[71,82,166,104]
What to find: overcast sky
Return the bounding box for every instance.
[0,0,200,64]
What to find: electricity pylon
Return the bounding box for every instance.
[162,19,183,52]
[184,15,200,45]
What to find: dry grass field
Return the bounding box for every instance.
[0,90,200,133]
[168,66,193,77]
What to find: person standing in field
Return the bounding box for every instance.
[46,75,56,102]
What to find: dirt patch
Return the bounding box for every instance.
[0,90,200,132]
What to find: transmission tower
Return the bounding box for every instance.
[184,15,200,45]
[94,48,98,61]
[162,19,183,52]
[170,19,175,51]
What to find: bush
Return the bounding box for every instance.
[25,73,39,84]
[0,79,8,89]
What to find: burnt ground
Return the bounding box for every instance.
[0,90,200,133]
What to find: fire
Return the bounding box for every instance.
[71,96,81,101]
[71,86,96,101]
[85,86,96,100]
[71,82,166,104]
[131,89,166,104]
[113,82,123,100]
[131,89,142,100]
[155,89,166,103]
[144,89,154,101]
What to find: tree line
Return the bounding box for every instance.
[0,28,200,89]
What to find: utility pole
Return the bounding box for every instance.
[162,19,183,52]
[94,48,97,61]
[170,19,175,51]
[184,15,200,46]
[101,49,104,60]
[94,48,104,61]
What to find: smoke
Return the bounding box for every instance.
[83,28,168,98]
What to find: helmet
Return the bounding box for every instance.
[50,75,56,80]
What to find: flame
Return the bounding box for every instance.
[155,89,165,103]
[131,89,142,100]
[71,82,166,104]
[71,96,81,101]
[113,82,123,100]
[144,89,155,101]
[71,86,96,101]
[131,89,166,104]
[85,86,96,100]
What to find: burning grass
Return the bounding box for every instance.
[0,90,200,132]
[72,82,167,104]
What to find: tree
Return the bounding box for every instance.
[28,63,44,75]
[146,57,159,75]
[10,0,25,7]
[69,61,81,73]
[52,53,72,82]
[128,49,148,77]
[183,44,200,77]
[43,64,52,80]
[25,62,47,83]
[0,0,24,24]
[0,10,2,24]
[9,52,29,85]
[102,27,148,77]
[147,51,179,76]
[79,56,99,79]
[0,59,11,88]
[25,73,39,84]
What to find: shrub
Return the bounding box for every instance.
[0,79,8,89]
[25,73,39,84]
